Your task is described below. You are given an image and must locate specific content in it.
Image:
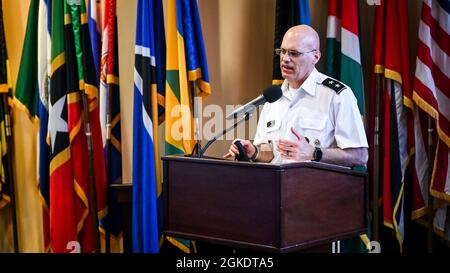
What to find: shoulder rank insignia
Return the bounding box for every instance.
[321,78,347,94]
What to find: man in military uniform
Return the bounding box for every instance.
[224,25,368,167]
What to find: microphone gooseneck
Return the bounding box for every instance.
[226,85,282,120]
[198,85,282,158]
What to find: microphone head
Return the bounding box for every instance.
[262,85,282,103]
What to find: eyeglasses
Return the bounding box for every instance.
[274,48,317,58]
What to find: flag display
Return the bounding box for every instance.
[13,0,110,253]
[272,0,310,85]
[413,0,450,239]
[14,0,53,251]
[325,0,364,114]
[325,0,367,252]
[66,0,108,252]
[413,0,450,202]
[48,0,78,252]
[164,0,211,252]
[13,0,53,252]
[132,0,165,253]
[165,0,211,156]
[13,0,113,253]
[37,0,52,252]
[370,0,415,251]
[97,0,123,247]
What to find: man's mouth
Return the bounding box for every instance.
[281,65,294,73]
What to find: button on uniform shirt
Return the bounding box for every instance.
[253,68,368,164]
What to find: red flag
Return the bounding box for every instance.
[49,1,107,253]
[370,0,415,250]
[413,0,450,202]
[69,2,108,252]
[413,0,450,237]
[48,0,79,253]
[101,0,123,248]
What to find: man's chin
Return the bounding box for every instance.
[281,74,294,81]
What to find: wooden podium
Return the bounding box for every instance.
[162,155,368,253]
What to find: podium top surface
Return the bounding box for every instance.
[161,155,365,176]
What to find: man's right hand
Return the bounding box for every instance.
[223,139,255,160]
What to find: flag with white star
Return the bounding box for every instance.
[65,0,108,252]
[48,0,78,253]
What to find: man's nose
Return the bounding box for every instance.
[281,53,291,63]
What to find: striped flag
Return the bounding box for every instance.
[88,0,102,79]
[433,205,450,240]
[14,0,53,251]
[411,105,430,220]
[370,0,414,251]
[413,0,450,239]
[326,1,367,253]
[272,0,310,85]
[97,0,123,250]
[164,0,211,252]
[132,0,165,253]
[325,0,364,115]
[37,0,52,252]
[99,0,108,147]
[165,0,211,157]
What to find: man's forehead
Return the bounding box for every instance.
[281,34,308,47]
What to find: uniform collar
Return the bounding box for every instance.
[300,68,320,97]
[281,68,321,98]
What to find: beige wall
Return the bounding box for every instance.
[2,0,43,252]
[1,0,424,252]
[117,0,137,183]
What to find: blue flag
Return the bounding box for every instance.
[88,0,101,79]
[37,0,52,252]
[180,0,211,96]
[132,0,165,253]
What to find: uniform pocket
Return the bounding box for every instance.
[296,117,327,145]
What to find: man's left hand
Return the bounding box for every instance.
[277,127,314,161]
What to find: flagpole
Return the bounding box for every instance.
[427,116,435,253]
[2,94,18,253]
[372,74,382,242]
[81,91,101,253]
[191,81,202,156]
[104,88,112,253]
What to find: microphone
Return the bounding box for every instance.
[226,85,282,120]
[234,140,249,161]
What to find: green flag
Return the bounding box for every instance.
[325,0,364,115]
[14,0,40,120]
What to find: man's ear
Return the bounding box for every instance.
[313,50,321,64]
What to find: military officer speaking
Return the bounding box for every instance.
[224,25,368,167]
